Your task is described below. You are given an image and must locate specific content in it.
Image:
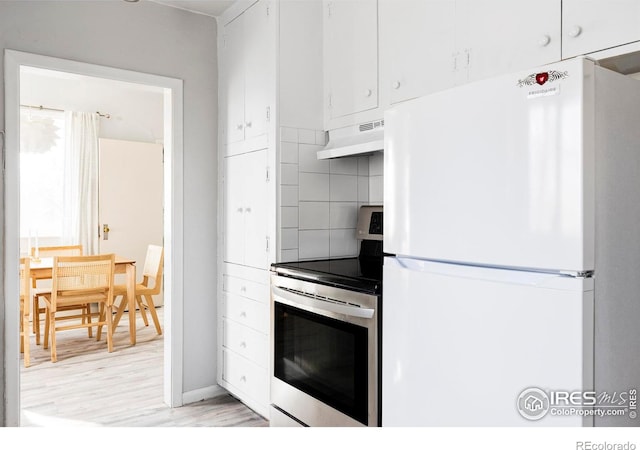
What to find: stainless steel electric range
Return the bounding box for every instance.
[269,205,383,427]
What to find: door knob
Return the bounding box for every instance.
[102,224,110,240]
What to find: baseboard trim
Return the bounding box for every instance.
[182,384,227,405]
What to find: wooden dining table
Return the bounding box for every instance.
[29,255,138,345]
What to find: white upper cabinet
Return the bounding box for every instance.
[379,0,456,106]
[224,15,246,145]
[324,0,379,127]
[457,0,561,83]
[562,0,640,59]
[243,1,273,141]
[222,0,274,149]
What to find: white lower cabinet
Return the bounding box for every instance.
[222,349,270,408]
[219,267,271,418]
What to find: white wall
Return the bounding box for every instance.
[0,0,218,424]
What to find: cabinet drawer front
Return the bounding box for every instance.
[222,293,269,334]
[223,318,269,368]
[223,274,269,304]
[222,349,269,405]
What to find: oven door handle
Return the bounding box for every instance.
[272,286,375,319]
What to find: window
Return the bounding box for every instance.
[20,108,66,248]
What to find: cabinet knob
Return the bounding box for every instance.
[240,341,247,348]
[392,81,401,90]
[364,88,372,97]
[240,375,246,382]
[538,35,551,47]
[236,207,243,213]
[245,121,252,128]
[568,26,582,38]
[240,285,247,292]
[236,124,243,130]
[245,207,252,213]
[240,311,247,318]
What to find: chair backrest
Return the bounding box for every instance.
[20,257,30,308]
[141,245,164,294]
[51,254,115,307]
[33,245,83,258]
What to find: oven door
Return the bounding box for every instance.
[270,275,379,427]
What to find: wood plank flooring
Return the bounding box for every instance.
[19,307,268,427]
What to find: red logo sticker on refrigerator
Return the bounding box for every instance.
[535,72,549,85]
[517,70,568,87]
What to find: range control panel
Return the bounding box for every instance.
[357,205,383,241]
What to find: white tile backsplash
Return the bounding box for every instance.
[281,228,299,250]
[369,175,384,204]
[281,185,299,207]
[281,126,298,143]
[280,163,299,185]
[299,172,330,201]
[330,174,358,202]
[357,156,369,176]
[281,206,299,228]
[358,176,369,202]
[299,202,330,230]
[298,128,316,145]
[330,157,358,176]
[278,128,384,261]
[299,230,330,259]
[330,229,358,258]
[281,249,299,262]
[330,202,358,229]
[369,152,384,176]
[299,143,330,173]
[280,141,298,164]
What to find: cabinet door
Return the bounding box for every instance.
[223,154,246,265]
[379,0,456,106]
[243,0,274,141]
[324,0,378,120]
[223,15,246,144]
[458,0,561,83]
[242,149,269,269]
[562,0,640,58]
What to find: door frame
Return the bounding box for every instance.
[3,49,185,425]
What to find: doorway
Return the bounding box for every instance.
[4,50,185,425]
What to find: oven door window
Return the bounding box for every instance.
[274,302,369,425]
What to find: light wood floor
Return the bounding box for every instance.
[19,307,269,427]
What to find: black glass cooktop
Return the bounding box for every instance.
[271,256,382,295]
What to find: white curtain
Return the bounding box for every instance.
[62,111,100,255]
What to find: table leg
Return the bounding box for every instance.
[126,262,136,345]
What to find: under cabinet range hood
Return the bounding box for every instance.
[317,120,384,160]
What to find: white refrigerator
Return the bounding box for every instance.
[382,57,640,427]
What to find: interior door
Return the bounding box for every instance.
[98,138,164,304]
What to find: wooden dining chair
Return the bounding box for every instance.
[110,245,164,335]
[40,254,116,363]
[20,257,31,368]
[31,244,85,345]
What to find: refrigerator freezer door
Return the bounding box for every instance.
[382,257,594,426]
[384,58,594,273]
